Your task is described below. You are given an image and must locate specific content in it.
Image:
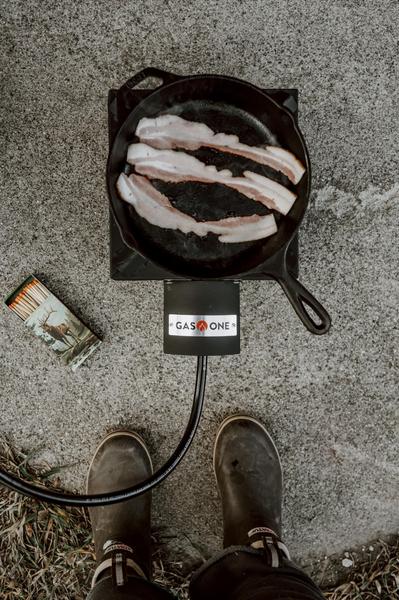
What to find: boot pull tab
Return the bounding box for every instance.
[248,527,291,568]
[112,551,127,587]
[91,540,147,589]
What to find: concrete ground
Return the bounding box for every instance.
[1,0,398,565]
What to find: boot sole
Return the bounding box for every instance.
[86,429,153,493]
[212,414,282,480]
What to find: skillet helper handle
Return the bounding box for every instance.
[124,67,182,91]
[274,262,331,335]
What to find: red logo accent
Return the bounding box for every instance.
[196,320,208,332]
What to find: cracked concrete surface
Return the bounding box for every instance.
[0,0,398,566]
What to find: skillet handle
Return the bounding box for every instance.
[124,67,182,91]
[273,260,331,335]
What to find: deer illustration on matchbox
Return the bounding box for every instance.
[5,276,101,371]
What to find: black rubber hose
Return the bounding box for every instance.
[0,355,208,507]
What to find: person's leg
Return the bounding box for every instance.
[190,416,325,600]
[86,431,173,600]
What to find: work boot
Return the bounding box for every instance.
[87,430,153,586]
[213,415,283,548]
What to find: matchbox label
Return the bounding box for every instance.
[168,314,237,337]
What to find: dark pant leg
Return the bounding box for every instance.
[87,574,174,600]
[189,546,325,600]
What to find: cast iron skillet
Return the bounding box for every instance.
[107,68,330,334]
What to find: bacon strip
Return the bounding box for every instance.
[136,115,306,184]
[116,173,277,243]
[127,144,296,215]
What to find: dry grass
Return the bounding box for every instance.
[324,539,399,600]
[0,438,398,599]
[0,440,94,599]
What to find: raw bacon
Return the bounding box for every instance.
[127,143,296,215]
[136,114,305,184]
[116,173,277,243]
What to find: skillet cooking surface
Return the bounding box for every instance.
[107,76,310,278]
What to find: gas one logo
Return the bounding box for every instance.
[169,315,237,337]
[196,320,208,332]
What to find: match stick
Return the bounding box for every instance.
[6,276,51,321]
